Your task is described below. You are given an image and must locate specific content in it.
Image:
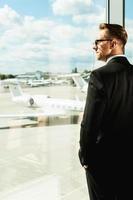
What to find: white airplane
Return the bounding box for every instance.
[8,84,85,116]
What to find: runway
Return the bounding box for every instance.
[0,86,89,200]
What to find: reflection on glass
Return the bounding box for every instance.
[0,0,106,199]
[0,0,106,123]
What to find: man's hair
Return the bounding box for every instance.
[99,23,128,46]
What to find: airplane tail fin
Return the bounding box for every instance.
[72,74,88,93]
[57,73,88,93]
[72,75,85,88]
[9,84,24,101]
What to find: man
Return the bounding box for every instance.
[79,23,133,200]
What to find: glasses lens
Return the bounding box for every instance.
[94,39,112,46]
[95,40,102,46]
[95,40,98,45]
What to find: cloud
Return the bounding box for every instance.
[1,2,133,74]
[52,0,105,26]
[52,0,92,16]
[72,10,105,25]
[0,6,56,73]
[0,4,96,74]
[0,5,21,27]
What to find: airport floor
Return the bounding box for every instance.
[0,123,89,200]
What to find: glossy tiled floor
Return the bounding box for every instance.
[0,124,89,200]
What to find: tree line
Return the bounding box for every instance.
[0,73,15,80]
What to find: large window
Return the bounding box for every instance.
[0,0,106,199]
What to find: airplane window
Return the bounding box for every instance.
[0,0,106,199]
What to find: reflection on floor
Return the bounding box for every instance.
[0,124,89,200]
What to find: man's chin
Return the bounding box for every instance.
[96,55,101,60]
[96,55,105,61]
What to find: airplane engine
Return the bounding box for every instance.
[29,97,35,106]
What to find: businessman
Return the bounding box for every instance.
[79,23,133,199]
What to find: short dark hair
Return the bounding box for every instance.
[99,23,128,46]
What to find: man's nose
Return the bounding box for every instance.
[92,44,97,51]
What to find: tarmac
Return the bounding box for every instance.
[0,85,89,200]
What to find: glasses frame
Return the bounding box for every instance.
[94,39,112,46]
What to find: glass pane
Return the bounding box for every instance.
[0,0,106,199]
[125,0,133,63]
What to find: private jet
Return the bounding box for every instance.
[9,84,85,115]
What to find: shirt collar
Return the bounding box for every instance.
[106,55,126,64]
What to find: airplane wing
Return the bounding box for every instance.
[0,110,66,119]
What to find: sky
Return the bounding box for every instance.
[0,0,132,74]
[125,0,133,19]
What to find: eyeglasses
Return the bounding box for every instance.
[94,39,112,46]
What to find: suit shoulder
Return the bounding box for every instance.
[92,57,132,76]
[91,63,120,87]
[92,61,127,78]
[92,63,115,75]
[91,65,110,81]
[89,66,107,90]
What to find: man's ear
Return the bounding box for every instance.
[111,40,117,48]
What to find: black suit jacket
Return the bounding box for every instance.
[79,56,133,173]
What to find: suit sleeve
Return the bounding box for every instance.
[79,71,107,166]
